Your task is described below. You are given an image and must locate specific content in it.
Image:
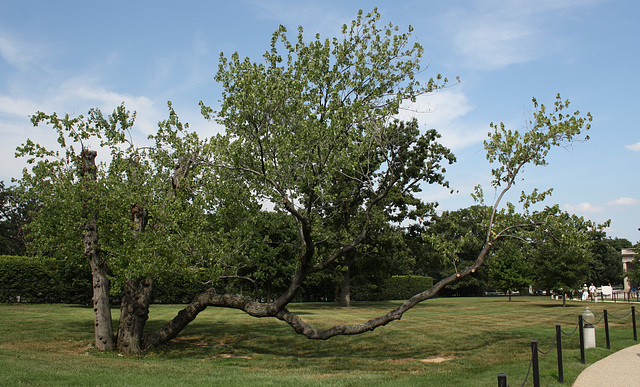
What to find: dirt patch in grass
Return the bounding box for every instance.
[419,355,457,363]
[0,339,90,356]
[387,355,456,364]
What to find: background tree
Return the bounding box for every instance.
[585,231,624,286]
[625,242,640,286]
[0,181,30,255]
[420,206,489,296]
[527,207,604,305]
[229,210,300,301]
[487,238,533,301]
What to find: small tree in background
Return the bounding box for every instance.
[488,239,532,301]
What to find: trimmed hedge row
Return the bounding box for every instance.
[352,275,434,301]
[0,255,57,303]
[1,255,435,304]
[0,255,91,303]
[380,275,435,300]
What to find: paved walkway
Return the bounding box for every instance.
[573,343,640,386]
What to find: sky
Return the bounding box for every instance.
[1,0,639,243]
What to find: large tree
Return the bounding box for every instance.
[17,103,255,353]
[585,231,625,286]
[17,9,593,352]
[526,207,606,306]
[145,11,591,342]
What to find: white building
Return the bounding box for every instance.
[622,248,637,291]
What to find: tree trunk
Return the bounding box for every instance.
[116,202,152,354]
[117,278,153,355]
[144,291,263,350]
[82,149,114,351]
[85,220,114,351]
[339,270,352,307]
[338,254,356,307]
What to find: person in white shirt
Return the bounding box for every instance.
[589,283,597,302]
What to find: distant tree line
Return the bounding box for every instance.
[1,179,628,303]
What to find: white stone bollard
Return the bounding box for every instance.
[583,325,596,349]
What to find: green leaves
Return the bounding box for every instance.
[15,101,261,298]
[211,8,454,221]
[484,94,591,191]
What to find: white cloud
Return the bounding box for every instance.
[625,142,640,151]
[397,88,485,150]
[441,0,601,70]
[0,34,33,66]
[0,76,165,184]
[562,202,604,214]
[451,19,536,69]
[606,197,639,206]
[0,95,39,118]
[0,31,52,71]
[249,0,347,37]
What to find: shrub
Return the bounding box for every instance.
[0,255,59,302]
[352,275,434,301]
[0,255,91,303]
[379,275,434,300]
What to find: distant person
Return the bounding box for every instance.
[589,283,597,301]
[582,284,589,301]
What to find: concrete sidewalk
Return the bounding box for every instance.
[572,343,640,386]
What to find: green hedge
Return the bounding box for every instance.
[379,275,434,300]
[0,255,435,304]
[0,255,58,303]
[0,255,91,303]
[352,275,434,301]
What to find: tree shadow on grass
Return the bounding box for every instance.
[145,318,433,362]
[537,303,581,308]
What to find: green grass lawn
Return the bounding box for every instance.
[1,296,638,386]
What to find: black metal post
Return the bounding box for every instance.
[497,373,508,387]
[556,324,564,383]
[632,306,637,342]
[532,340,540,387]
[579,315,586,364]
[604,310,611,350]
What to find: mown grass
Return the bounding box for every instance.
[1,297,638,386]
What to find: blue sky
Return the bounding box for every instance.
[1,0,639,242]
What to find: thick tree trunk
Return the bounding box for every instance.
[85,220,114,351]
[117,278,153,355]
[115,201,152,354]
[143,242,494,349]
[144,291,265,350]
[82,149,114,351]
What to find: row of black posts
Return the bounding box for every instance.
[497,306,638,387]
